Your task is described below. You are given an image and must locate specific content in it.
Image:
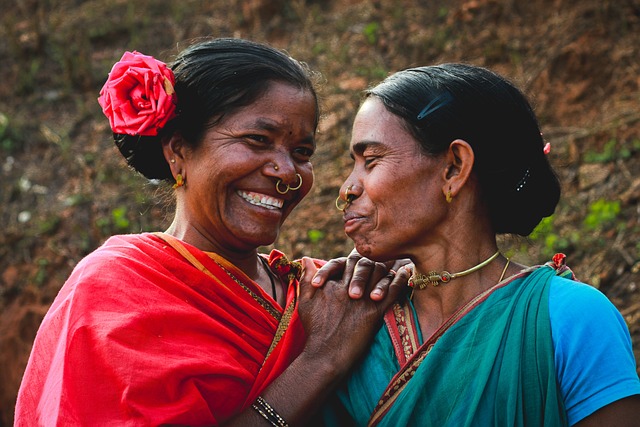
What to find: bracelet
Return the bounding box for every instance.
[252,396,289,427]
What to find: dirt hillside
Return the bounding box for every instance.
[1,0,639,424]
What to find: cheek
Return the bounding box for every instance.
[298,165,314,197]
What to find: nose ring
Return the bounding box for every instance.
[335,184,354,211]
[276,174,303,194]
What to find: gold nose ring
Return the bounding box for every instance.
[289,174,303,190]
[335,185,354,211]
[344,184,353,200]
[276,174,303,194]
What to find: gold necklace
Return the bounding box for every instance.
[410,251,500,289]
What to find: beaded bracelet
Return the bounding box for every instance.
[251,396,289,427]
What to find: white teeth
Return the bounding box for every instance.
[237,191,284,210]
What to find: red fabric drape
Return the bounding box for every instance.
[15,233,307,426]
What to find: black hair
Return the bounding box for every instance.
[366,63,560,236]
[113,38,319,181]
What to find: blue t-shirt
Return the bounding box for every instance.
[549,276,640,425]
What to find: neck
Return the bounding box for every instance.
[164,220,261,279]
[410,251,511,337]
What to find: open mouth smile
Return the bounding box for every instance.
[237,190,284,210]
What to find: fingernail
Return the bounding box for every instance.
[351,288,362,297]
[371,289,382,297]
[312,275,321,285]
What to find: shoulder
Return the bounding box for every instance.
[73,233,169,274]
[548,276,640,425]
[549,276,621,323]
[55,233,176,312]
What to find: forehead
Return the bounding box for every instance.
[222,82,317,129]
[350,97,416,154]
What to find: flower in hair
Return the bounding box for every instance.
[98,51,177,136]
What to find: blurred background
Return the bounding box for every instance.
[1,0,639,424]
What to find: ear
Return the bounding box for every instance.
[162,133,188,177]
[441,139,475,200]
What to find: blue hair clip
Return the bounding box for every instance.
[416,92,453,120]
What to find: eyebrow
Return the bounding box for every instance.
[350,140,385,159]
[250,117,281,132]
[250,117,316,147]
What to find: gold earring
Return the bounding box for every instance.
[273,164,279,171]
[445,189,453,203]
[173,173,184,189]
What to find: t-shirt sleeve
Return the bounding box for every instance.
[549,276,640,425]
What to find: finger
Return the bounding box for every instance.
[311,257,347,288]
[347,258,387,299]
[387,258,412,272]
[369,271,395,302]
[298,257,320,299]
[378,265,412,311]
[341,249,363,287]
[367,260,398,301]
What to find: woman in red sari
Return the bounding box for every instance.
[15,38,405,426]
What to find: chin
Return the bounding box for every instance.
[354,241,398,263]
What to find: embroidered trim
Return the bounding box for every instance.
[369,278,517,427]
[209,256,282,321]
[265,299,296,360]
[153,232,281,320]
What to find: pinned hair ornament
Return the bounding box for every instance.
[515,142,550,192]
[98,51,178,137]
[417,92,453,120]
[515,169,530,192]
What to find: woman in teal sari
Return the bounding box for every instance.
[328,64,640,426]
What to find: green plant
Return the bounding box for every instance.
[35,258,49,286]
[583,199,620,230]
[96,206,131,235]
[528,215,570,258]
[111,206,131,231]
[363,22,380,45]
[584,139,622,163]
[308,229,325,244]
[0,112,13,152]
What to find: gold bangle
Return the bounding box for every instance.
[251,396,289,427]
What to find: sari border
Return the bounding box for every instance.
[384,303,420,367]
[368,271,531,427]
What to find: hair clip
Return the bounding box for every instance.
[515,169,530,192]
[417,92,453,120]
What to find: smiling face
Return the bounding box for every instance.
[171,81,317,255]
[342,97,449,261]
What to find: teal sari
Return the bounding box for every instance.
[326,264,571,427]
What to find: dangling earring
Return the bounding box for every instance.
[445,188,453,203]
[173,173,184,189]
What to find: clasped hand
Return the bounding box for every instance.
[296,250,412,372]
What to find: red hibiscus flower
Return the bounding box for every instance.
[98,51,177,136]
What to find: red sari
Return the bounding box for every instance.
[15,233,309,426]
